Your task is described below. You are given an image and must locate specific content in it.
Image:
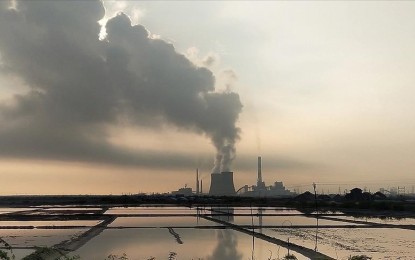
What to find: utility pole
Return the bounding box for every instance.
[313,183,317,212]
[313,182,319,252]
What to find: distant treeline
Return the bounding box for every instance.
[0,194,414,212]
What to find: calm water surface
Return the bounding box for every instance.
[0,206,414,259]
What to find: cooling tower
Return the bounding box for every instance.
[209,171,236,196]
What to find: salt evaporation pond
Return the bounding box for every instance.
[75,228,308,260]
[108,216,219,228]
[266,227,415,259]
[0,205,414,259]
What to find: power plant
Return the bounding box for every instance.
[209,171,236,196]
[182,156,293,197]
[241,156,294,197]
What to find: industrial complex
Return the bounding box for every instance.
[173,156,294,197]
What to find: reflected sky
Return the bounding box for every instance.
[233,215,363,227]
[206,230,243,260]
[0,229,84,247]
[323,215,415,226]
[268,227,415,259]
[108,216,218,228]
[75,228,304,260]
[105,206,196,215]
[1,206,414,259]
[0,220,101,227]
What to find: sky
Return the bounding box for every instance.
[1,0,415,195]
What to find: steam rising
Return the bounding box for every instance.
[0,0,242,171]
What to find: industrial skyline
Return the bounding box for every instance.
[1,1,415,195]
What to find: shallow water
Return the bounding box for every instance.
[0,219,101,227]
[108,216,219,228]
[0,207,38,214]
[105,206,196,215]
[0,228,84,247]
[209,206,300,214]
[266,227,415,259]
[232,215,364,226]
[42,207,103,211]
[0,206,414,259]
[324,215,415,225]
[1,249,35,259]
[75,228,308,260]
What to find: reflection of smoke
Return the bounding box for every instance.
[211,207,235,223]
[207,230,242,260]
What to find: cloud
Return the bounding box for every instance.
[0,0,242,170]
[202,53,219,67]
[221,69,238,92]
[185,48,219,68]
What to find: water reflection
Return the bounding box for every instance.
[258,207,264,233]
[314,212,319,252]
[75,227,284,259]
[206,230,242,260]
[167,228,183,244]
[1,206,413,259]
[210,207,234,223]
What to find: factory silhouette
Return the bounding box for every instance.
[173,156,293,197]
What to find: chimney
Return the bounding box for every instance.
[196,168,199,195]
[257,156,262,186]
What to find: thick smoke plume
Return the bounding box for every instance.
[0,0,242,171]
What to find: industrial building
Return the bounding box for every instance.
[192,156,293,197]
[171,186,193,196]
[239,156,294,197]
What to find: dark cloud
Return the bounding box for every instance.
[0,0,242,170]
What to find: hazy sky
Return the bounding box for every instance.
[1,0,415,195]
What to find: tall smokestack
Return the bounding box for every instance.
[257,156,262,186]
[197,168,199,194]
